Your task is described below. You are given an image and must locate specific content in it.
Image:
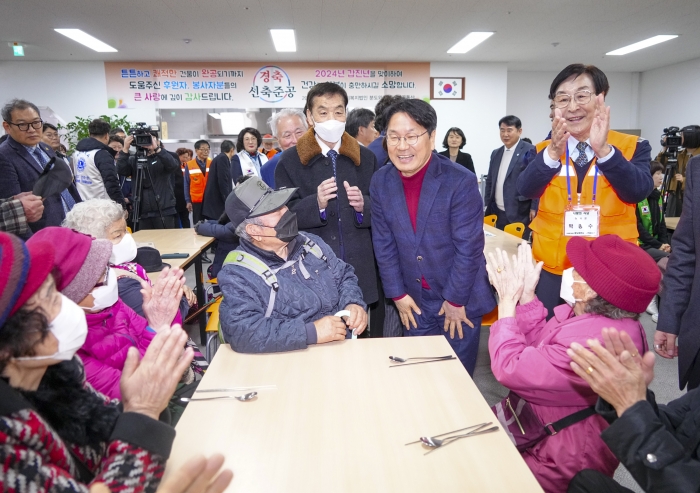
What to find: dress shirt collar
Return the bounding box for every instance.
[315,134,341,157]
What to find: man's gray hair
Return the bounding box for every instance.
[267,108,307,138]
[235,217,264,243]
[62,198,127,238]
[2,99,40,123]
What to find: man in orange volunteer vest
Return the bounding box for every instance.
[184,139,211,225]
[517,64,653,318]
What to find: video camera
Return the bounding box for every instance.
[661,127,682,151]
[130,122,160,148]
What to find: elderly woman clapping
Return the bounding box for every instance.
[485,236,660,493]
[0,231,193,491]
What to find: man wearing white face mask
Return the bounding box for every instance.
[484,236,660,492]
[275,83,380,329]
[29,227,192,399]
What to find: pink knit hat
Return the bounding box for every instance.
[27,227,113,303]
[566,235,660,313]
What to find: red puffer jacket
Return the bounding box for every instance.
[78,299,155,400]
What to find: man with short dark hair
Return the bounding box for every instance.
[109,127,127,140]
[484,115,536,232]
[0,98,81,235]
[367,95,404,167]
[275,82,380,317]
[346,108,377,147]
[202,139,236,220]
[370,99,495,374]
[518,63,653,318]
[184,139,211,224]
[73,118,124,205]
[41,123,61,153]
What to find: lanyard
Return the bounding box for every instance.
[563,145,599,205]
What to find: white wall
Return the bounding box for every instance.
[0,61,157,131]
[430,62,508,178]
[507,71,641,146]
[639,57,700,156]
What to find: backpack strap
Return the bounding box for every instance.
[223,251,278,317]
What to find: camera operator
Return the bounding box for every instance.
[116,132,180,229]
[657,125,700,217]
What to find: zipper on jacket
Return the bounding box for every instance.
[506,397,525,435]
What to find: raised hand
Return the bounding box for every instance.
[547,108,570,161]
[589,94,612,158]
[317,177,338,210]
[601,328,655,386]
[516,241,543,305]
[343,181,364,213]
[485,248,524,318]
[141,267,185,330]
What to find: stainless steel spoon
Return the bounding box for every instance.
[180,392,258,403]
[422,426,500,454]
[389,355,453,363]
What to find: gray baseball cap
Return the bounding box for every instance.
[225,177,297,229]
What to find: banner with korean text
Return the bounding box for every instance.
[104,62,430,109]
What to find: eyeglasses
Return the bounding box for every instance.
[553,90,593,108]
[6,119,43,131]
[386,130,428,147]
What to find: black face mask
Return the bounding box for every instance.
[257,210,299,243]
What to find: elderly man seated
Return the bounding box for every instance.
[218,177,367,353]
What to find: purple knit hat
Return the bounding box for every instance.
[27,227,113,303]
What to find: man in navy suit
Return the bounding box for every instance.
[370,99,496,374]
[484,115,537,233]
[0,99,81,237]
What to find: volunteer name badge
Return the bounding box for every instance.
[564,205,600,237]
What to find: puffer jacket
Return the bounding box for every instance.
[218,232,366,353]
[79,299,155,400]
[489,298,648,493]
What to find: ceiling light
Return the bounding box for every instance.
[12,43,24,57]
[54,29,117,52]
[447,32,494,54]
[270,29,296,52]
[606,35,677,56]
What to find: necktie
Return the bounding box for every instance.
[327,149,338,177]
[326,150,345,259]
[32,147,76,213]
[574,142,589,167]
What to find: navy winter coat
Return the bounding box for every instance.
[218,233,366,353]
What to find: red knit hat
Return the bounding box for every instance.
[566,235,660,313]
[27,227,113,303]
[0,232,55,328]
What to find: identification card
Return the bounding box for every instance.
[564,205,600,237]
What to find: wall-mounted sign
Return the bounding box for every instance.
[430,77,465,100]
[104,62,430,109]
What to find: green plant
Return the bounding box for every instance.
[57,115,133,152]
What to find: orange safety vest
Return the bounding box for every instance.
[530,130,640,275]
[186,158,211,203]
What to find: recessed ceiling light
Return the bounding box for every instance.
[447,32,494,54]
[606,35,677,56]
[270,29,296,52]
[54,29,117,52]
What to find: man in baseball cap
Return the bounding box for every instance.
[218,177,368,354]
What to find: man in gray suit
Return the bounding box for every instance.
[484,115,536,233]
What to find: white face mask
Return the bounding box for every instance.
[109,233,137,265]
[16,295,88,361]
[312,117,346,143]
[86,269,119,312]
[560,267,587,306]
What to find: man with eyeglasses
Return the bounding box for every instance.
[0,98,81,236]
[260,108,308,188]
[517,64,653,319]
[370,98,496,374]
[275,83,380,332]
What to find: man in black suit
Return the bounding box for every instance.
[202,139,236,220]
[0,99,81,237]
[484,115,536,232]
[656,156,700,390]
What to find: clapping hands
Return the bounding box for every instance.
[486,242,543,318]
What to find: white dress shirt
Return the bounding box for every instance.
[543,136,615,168]
[495,140,519,211]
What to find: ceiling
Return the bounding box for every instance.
[1,0,698,72]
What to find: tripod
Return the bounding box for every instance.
[131,148,166,232]
[660,148,678,215]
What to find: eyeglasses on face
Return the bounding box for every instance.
[553,90,593,108]
[6,119,44,131]
[386,130,428,147]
